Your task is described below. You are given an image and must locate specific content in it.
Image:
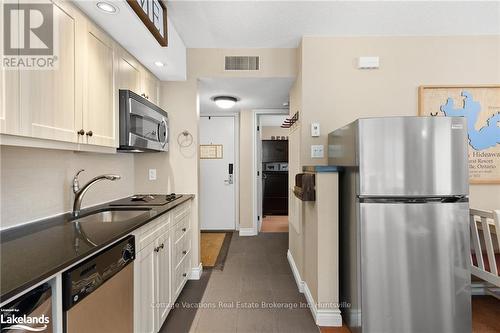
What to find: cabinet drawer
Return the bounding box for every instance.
[173,214,190,243]
[172,202,190,224]
[173,233,191,269]
[173,255,191,297]
[135,213,170,252]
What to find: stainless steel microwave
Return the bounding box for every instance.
[118,90,168,152]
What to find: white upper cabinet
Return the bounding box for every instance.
[140,69,160,105]
[82,22,116,147]
[116,49,141,94]
[0,2,20,136]
[19,0,82,143]
[117,52,160,105]
[0,0,161,150]
[0,56,20,137]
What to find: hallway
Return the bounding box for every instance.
[192,232,316,332]
[162,232,318,332]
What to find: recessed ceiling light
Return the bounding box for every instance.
[96,2,118,14]
[213,96,237,109]
[154,61,165,67]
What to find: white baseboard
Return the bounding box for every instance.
[287,250,342,327]
[189,262,203,280]
[239,227,257,236]
[287,249,304,293]
[303,283,343,327]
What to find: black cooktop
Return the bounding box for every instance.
[109,194,183,206]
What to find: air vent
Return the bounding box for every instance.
[224,56,260,71]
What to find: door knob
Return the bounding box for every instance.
[77,129,85,135]
[86,131,93,137]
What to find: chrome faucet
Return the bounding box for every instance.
[72,169,121,217]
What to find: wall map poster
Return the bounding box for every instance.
[419,85,500,184]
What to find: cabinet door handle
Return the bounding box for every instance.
[154,246,159,253]
[160,243,164,249]
[182,273,187,277]
[182,228,187,232]
[182,250,187,255]
[77,129,85,136]
[86,131,93,137]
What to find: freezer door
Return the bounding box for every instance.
[359,201,471,333]
[358,117,468,197]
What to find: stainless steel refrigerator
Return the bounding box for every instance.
[328,117,471,333]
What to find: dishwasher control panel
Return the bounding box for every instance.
[62,235,135,310]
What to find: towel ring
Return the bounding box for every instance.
[177,130,193,147]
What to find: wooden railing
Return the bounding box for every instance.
[470,208,500,293]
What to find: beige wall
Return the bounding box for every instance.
[239,110,254,229]
[300,36,500,209]
[135,47,297,264]
[289,35,500,305]
[0,146,134,228]
[303,172,339,308]
[260,126,289,140]
[288,44,304,277]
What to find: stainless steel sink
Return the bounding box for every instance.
[71,208,152,223]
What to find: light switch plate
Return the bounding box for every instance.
[311,145,324,158]
[149,169,157,181]
[311,122,320,137]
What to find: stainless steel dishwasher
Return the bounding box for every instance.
[63,235,135,333]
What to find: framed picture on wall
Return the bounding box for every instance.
[418,85,500,184]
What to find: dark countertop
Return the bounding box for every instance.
[0,194,194,302]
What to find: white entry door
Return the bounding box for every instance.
[200,116,236,230]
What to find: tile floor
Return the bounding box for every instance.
[161,231,499,333]
[162,232,319,333]
[191,232,317,333]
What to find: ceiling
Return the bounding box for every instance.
[199,78,293,115]
[75,1,186,80]
[75,1,499,81]
[167,0,500,48]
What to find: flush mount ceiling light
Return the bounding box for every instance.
[154,61,165,67]
[96,2,118,14]
[213,96,237,109]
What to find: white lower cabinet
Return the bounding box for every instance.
[134,241,157,333]
[134,201,192,333]
[156,230,171,326]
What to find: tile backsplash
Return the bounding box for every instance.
[0,146,135,229]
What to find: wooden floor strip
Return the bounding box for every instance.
[200,232,226,267]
